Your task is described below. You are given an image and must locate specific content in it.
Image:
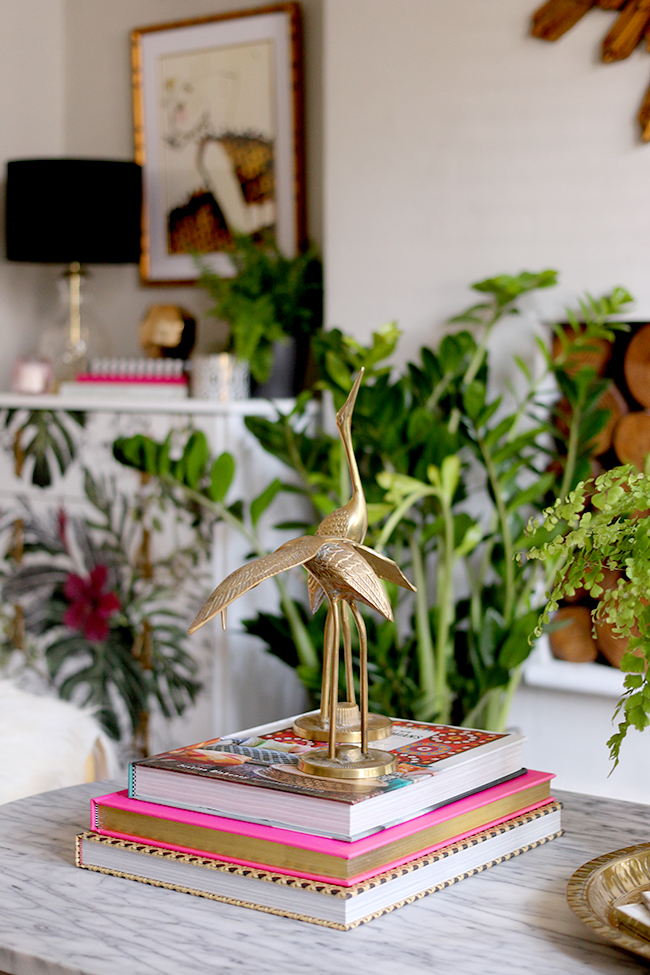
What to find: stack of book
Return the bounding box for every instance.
[59,358,188,401]
[76,714,562,929]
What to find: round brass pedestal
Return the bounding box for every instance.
[293,704,392,743]
[298,744,398,780]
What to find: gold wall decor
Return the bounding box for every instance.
[531,0,650,140]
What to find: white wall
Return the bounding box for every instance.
[324,0,650,367]
[0,0,65,383]
[7,0,650,376]
[3,0,650,375]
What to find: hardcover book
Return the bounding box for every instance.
[58,380,188,401]
[129,714,527,839]
[76,801,562,930]
[93,770,554,884]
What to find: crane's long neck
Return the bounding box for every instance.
[340,414,367,543]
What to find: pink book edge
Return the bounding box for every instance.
[91,770,554,857]
[89,797,555,886]
[76,375,187,385]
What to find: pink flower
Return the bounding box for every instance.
[63,565,121,642]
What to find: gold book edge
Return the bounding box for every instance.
[95,782,552,881]
[79,800,562,896]
[76,826,564,930]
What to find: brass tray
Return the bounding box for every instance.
[567,843,650,961]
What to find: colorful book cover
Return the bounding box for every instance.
[76,801,563,930]
[130,716,524,808]
[93,770,554,884]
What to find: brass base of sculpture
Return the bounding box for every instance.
[293,703,392,743]
[298,744,398,780]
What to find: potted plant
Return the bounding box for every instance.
[108,271,633,736]
[239,273,632,730]
[0,469,202,754]
[526,464,650,766]
[195,233,322,395]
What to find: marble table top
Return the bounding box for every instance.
[0,781,649,975]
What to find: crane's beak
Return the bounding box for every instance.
[336,367,365,429]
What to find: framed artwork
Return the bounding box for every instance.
[131,4,304,284]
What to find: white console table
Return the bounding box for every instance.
[0,393,309,752]
[1,781,649,975]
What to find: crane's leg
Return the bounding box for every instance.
[327,602,341,760]
[340,602,356,705]
[319,604,336,725]
[350,602,368,755]
[297,598,397,781]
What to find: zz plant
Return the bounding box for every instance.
[242,273,632,730]
[109,271,633,735]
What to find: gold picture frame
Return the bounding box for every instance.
[131,3,305,285]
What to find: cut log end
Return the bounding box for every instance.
[555,384,627,458]
[612,411,650,470]
[624,323,650,407]
[552,329,612,377]
[592,385,629,456]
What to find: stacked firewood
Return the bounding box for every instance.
[531,0,650,140]
[549,322,650,666]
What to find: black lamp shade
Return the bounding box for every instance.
[5,158,142,264]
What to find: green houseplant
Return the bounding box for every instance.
[2,407,86,488]
[109,271,633,736]
[240,274,632,730]
[0,470,202,749]
[196,233,322,388]
[526,464,650,766]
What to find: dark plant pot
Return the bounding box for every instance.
[251,334,312,399]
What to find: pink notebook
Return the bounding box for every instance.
[91,769,554,886]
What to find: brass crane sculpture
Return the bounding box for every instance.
[188,371,416,780]
[294,368,396,746]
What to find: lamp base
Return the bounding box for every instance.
[38,265,110,383]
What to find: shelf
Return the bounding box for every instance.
[0,392,298,417]
[523,635,625,698]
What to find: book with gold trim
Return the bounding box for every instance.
[92,770,554,884]
[76,801,562,930]
[129,714,527,839]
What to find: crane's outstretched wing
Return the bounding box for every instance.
[351,543,417,592]
[308,541,393,620]
[306,539,414,615]
[307,572,327,613]
[308,545,413,614]
[189,536,327,634]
